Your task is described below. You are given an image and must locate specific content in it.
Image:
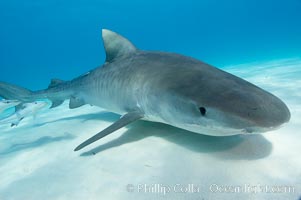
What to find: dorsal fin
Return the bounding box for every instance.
[102,29,137,63]
[48,79,64,89]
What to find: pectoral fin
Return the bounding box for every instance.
[74,111,144,151]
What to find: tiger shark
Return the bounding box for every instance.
[0,29,290,151]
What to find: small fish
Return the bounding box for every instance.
[0,101,49,127]
[0,99,20,114]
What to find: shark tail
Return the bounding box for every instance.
[0,81,34,101]
[0,80,69,109]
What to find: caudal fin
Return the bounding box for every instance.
[0,81,33,102]
[0,80,66,108]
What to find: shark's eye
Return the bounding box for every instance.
[199,107,206,116]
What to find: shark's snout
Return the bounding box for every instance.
[249,95,290,129]
[227,88,291,134]
[198,75,291,134]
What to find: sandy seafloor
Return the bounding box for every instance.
[0,58,300,200]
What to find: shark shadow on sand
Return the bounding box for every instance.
[79,120,272,160]
[0,110,272,160]
[0,133,74,155]
[34,111,119,127]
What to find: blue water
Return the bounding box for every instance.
[0,0,301,90]
[1,2,301,199]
